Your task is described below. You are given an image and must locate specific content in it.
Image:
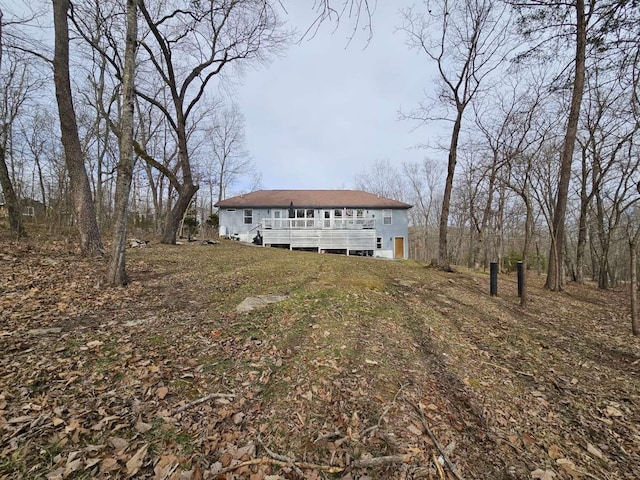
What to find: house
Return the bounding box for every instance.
[215,190,412,259]
[21,198,46,218]
[0,194,46,219]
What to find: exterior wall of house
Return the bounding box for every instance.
[374,209,409,259]
[218,207,272,242]
[218,206,409,259]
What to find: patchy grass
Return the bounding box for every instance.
[1,239,639,479]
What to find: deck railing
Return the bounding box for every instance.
[263,218,375,230]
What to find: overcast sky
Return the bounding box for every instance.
[234,1,443,191]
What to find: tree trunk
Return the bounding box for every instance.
[0,144,25,237]
[52,0,103,256]
[159,117,199,243]
[161,184,198,244]
[34,153,47,211]
[630,230,640,336]
[438,109,463,270]
[107,0,137,286]
[575,150,590,283]
[545,0,586,290]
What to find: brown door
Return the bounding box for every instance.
[394,237,404,259]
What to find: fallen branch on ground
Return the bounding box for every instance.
[433,452,446,480]
[313,430,343,444]
[259,438,304,477]
[174,392,236,414]
[409,400,465,480]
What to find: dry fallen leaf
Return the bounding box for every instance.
[135,419,153,433]
[548,444,563,460]
[531,468,556,480]
[156,386,168,399]
[108,436,129,453]
[100,457,119,473]
[605,405,623,417]
[64,457,83,477]
[233,412,245,425]
[556,458,582,480]
[84,458,101,469]
[153,454,179,479]
[126,443,149,476]
[587,443,604,460]
[522,432,535,448]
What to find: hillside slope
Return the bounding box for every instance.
[1,240,638,479]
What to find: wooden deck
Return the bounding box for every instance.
[261,218,376,251]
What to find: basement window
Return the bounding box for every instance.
[244,209,253,224]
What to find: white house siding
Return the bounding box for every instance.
[374,209,409,259]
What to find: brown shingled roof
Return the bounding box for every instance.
[215,190,412,209]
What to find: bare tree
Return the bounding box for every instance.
[577,68,640,288]
[627,200,640,336]
[495,77,554,306]
[207,105,252,204]
[0,9,45,237]
[354,159,406,201]
[107,0,137,286]
[133,0,287,244]
[400,0,511,270]
[0,46,29,237]
[508,1,617,290]
[403,158,442,261]
[305,0,374,43]
[52,0,103,256]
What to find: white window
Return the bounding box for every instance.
[376,237,382,249]
[383,210,392,225]
[244,209,253,224]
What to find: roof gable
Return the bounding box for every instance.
[215,190,412,209]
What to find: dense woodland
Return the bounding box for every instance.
[1,1,640,323]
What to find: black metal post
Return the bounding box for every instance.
[490,262,498,297]
[517,261,524,298]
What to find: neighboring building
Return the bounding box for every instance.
[0,194,46,218]
[21,198,46,218]
[215,190,412,259]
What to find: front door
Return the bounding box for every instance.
[394,237,405,259]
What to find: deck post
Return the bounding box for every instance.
[517,261,523,297]
[490,262,498,297]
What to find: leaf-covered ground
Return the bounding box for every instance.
[1,239,638,479]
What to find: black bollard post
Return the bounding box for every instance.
[490,262,498,297]
[517,261,524,298]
